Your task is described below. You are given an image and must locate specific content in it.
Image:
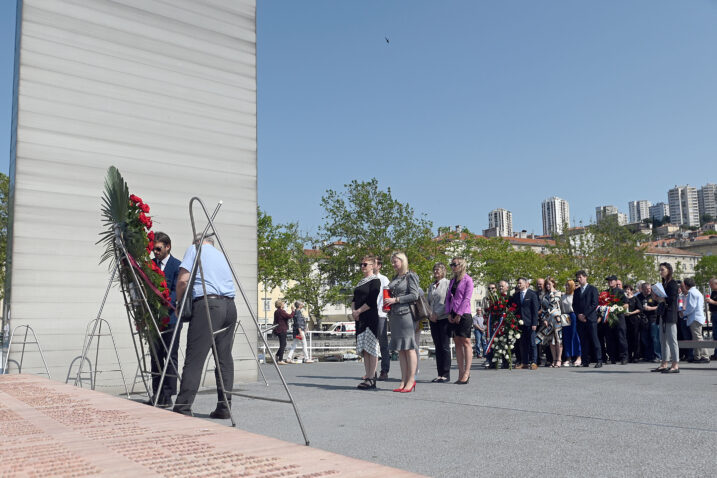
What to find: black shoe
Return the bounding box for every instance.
[209,408,232,419]
[696,357,710,364]
[157,400,173,409]
[661,368,679,374]
[172,407,192,416]
[594,362,603,368]
[582,363,591,368]
[357,376,377,390]
[620,359,628,365]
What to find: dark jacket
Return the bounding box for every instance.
[573,284,599,322]
[292,309,307,335]
[512,288,540,327]
[163,255,181,324]
[662,279,679,324]
[273,308,292,334]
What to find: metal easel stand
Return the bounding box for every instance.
[4,325,51,378]
[157,197,310,446]
[74,229,179,403]
[67,264,129,396]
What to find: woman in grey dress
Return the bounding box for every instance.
[384,251,421,393]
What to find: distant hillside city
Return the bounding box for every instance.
[482,183,716,240]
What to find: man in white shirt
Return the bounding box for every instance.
[683,278,709,363]
[374,258,391,380]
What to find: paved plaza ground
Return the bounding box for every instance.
[187,358,716,477]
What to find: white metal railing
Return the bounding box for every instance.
[259,330,437,361]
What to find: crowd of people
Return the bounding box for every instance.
[475,267,715,374]
[271,253,715,388]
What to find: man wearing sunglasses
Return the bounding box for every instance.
[149,232,182,408]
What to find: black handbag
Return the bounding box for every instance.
[179,275,196,322]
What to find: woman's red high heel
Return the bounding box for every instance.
[392,387,405,392]
[400,382,416,393]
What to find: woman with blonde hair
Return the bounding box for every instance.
[352,255,382,389]
[560,279,581,366]
[384,251,421,392]
[445,257,474,384]
[272,299,292,365]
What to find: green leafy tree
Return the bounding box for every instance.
[0,172,8,301]
[283,238,333,330]
[551,216,657,286]
[257,208,299,292]
[694,256,717,287]
[317,178,437,297]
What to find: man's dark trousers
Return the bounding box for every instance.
[578,318,602,364]
[174,297,237,413]
[519,325,537,365]
[151,321,182,404]
[606,315,628,362]
[377,316,391,374]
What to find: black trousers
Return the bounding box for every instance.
[598,321,609,361]
[174,298,237,413]
[276,332,287,361]
[626,316,641,361]
[606,315,628,362]
[151,320,182,402]
[519,325,537,365]
[430,318,452,379]
[677,319,694,361]
[578,319,602,364]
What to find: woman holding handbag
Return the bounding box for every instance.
[384,251,421,393]
[445,257,474,384]
[286,301,314,363]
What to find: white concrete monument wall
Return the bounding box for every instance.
[6,0,257,392]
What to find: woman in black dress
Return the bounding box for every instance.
[352,255,381,389]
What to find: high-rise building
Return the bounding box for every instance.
[595,205,618,223]
[668,185,699,227]
[541,197,570,236]
[487,208,513,237]
[628,200,651,224]
[649,202,669,222]
[698,183,717,220]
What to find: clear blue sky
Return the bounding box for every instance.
[2,1,717,235]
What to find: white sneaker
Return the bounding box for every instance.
[303,359,314,363]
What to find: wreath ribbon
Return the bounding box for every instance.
[125,253,176,311]
[485,314,505,353]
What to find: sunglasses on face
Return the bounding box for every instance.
[450,263,458,267]
[153,247,163,252]
[360,263,370,267]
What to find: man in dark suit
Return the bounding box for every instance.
[513,277,540,370]
[573,270,602,367]
[150,231,182,407]
[604,275,628,365]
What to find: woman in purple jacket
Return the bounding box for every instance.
[445,257,474,384]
